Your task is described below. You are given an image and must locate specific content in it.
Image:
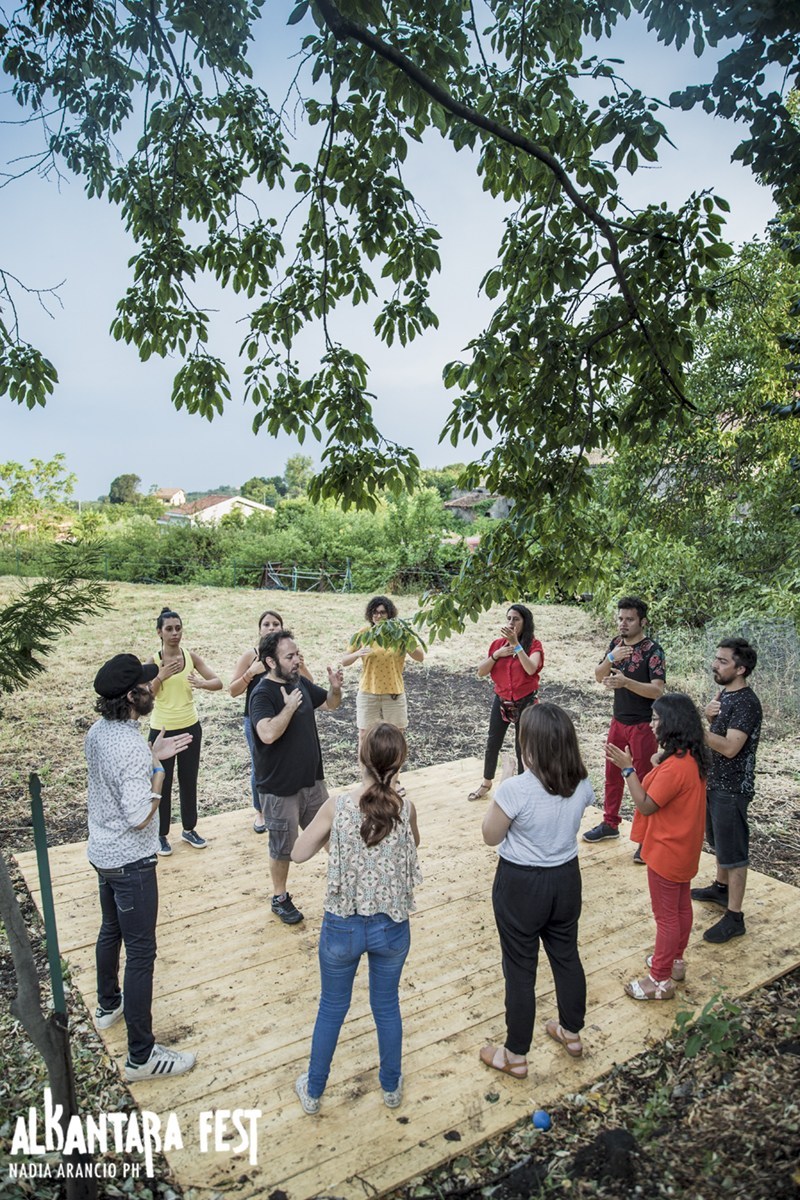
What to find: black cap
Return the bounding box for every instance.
[94,655,159,699]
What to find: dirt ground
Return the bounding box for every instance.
[1,580,799,1198]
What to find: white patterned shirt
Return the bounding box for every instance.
[324,792,422,922]
[85,719,159,869]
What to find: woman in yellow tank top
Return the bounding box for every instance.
[147,606,222,855]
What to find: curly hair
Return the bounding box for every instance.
[359,723,408,846]
[652,692,711,779]
[258,628,294,667]
[718,637,757,677]
[365,595,398,623]
[94,694,134,721]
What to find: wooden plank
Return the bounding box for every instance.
[15,756,800,1200]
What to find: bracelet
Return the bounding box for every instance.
[149,791,161,800]
[607,653,615,663]
[512,644,522,655]
[621,766,635,778]
[151,766,164,776]
[491,652,497,662]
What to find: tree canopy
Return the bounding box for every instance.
[2,1,798,631]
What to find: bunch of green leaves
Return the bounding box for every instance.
[674,994,744,1068]
[350,617,426,655]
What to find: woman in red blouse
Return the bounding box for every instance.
[468,605,544,801]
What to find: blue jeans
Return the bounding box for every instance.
[242,716,259,811]
[307,911,410,1098]
[94,855,159,1064]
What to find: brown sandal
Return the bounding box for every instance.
[467,782,492,802]
[479,1043,528,1078]
[545,1020,583,1058]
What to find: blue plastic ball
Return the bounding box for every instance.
[532,1109,551,1130]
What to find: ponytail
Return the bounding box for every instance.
[359,723,408,847]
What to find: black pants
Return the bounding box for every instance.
[148,721,202,836]
[482,693,537,780]
[94,855,158,1063]
[492,855,586,1055]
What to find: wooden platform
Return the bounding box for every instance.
[16,758,800,1198]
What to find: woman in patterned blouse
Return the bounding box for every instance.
[290,723,421,1115]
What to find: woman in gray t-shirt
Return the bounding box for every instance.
[480,703,594,1077]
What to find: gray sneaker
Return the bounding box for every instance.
[125,1043,196,1081]
[383,1074,404,1109]
[95,995,124,1030]
[295,1073,320,1115]
[181,829,207,849]
[583,822,620,842]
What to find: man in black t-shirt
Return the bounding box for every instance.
[585,597,666,854]
[691,638,762,944]
[249,629,343,924]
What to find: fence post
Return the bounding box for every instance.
[292,565,298,591]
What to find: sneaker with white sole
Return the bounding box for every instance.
[157,836,172,856]
[95,996,124,1030]
[295,1073,320,1115]
[383,1074,403,1108]
[125,1043,196,1081]
[181,829,207,849]
[583,821,620,842]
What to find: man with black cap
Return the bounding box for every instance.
[86,653,197,1080]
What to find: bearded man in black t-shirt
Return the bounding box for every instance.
[585,597,666,856]
[691,638,762,944]
[250,629,344,925]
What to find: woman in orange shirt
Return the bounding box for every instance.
[607,692,709,1000]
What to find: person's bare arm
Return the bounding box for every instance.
[603,672,665,701]
[229,650,261,698]
[482,801,513,847]
[605,744,659,815]
[291,797,336,862]
[188,652,223,691]
[409,801,420,847]
[706,727,748,758]
[256,687,303,744]
[323,665,344,711]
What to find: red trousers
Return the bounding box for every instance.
[603,719,658,829]
[647,866,692,982]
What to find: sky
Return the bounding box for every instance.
[1,10,778,500]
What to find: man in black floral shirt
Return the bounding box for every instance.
[585,597,666,856]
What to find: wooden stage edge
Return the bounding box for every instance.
[15,757,800,1200]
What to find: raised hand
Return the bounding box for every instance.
[500,624,519,645]
[705,697,722,722]
[327,665,344,691]
[188,671,207,689]
[610,643,633,664]
[602,669,628,689]
[152,728,193,761]
[606,742,633,770]
[159,657,183,679]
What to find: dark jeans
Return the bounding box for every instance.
[492,855,586,1056]
[242,716,260,812]
[94,855,159,1063]
[148,721,202,836]
[482,693,537,780]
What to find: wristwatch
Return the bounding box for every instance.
[621,766,635,778]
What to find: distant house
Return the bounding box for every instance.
[443,488,511,522]
[152,487,186,506]
[159,494,274,526]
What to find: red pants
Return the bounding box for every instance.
[603,719,658,829]
[647,867,692,982]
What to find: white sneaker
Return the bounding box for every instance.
[95,996,124,1030]
[383,1074,403,1108]
[295,1073,320,1115]
[125,1043,196,1081]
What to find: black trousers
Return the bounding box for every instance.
[482,693,537,780]
[148,721,202,836]
[492,855,586,1055]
